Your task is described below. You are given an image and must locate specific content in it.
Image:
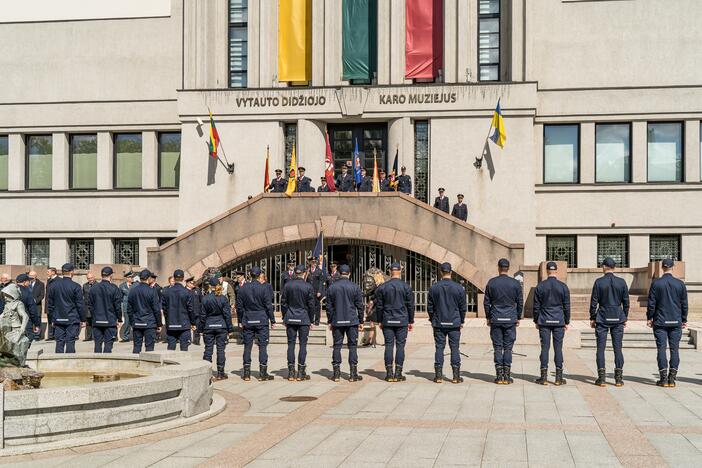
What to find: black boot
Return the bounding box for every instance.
[535,368,548,385]
[667,368,677,388]
[242,365,251,381]
[494,366,504,384]
[434,365,443,383]
[504,366,514,384]
[385,365,395,382]
[394,365,406,382]
[216,367,228,380]
[296,364,310,381]
[258,364,274,381]
[554,368,566,386]
[656,369,668,387]
[287,364,296,381]
[614,368,624,387]
[349,364,363,382]
[192,334,201,346]
[451,365,463,384]
[595,368,606,387]
[332,364,341,382]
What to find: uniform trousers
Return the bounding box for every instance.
[167,329,192,351]
[93,326,117,353]
[54,323,80,353]
[242,325,269,366]
[286,324,310,365]
[539,326,565,369]
[119,305,131,341]
[653,326,682,370]
[595,323,624,369]
[132,328,157,354]
[382,326,408,367]
[433,327,461,367]
[332,326,359,365]
[204,329,228,371]
[312,298,321,325]
[490,324,517,366]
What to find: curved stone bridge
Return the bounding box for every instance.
[147,192,524,291]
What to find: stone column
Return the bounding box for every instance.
[376,0,391,84]
[443,0,457,83]
[629,235,649,268]
[49,239,70,268]
[97,132,113,190]
[142,131,158,190]
[533,124,544,184]
[5,239,24,265]
[510,0,525,81]
[390,0,406,84]
[247,0,260,88]
[259,0,279,87]
[8,134,25,191]
[324,0,342,86]
[312,0,325,86]
[580,123,595,184]
[577,235,598,268]
[685,120,700,182]
[389,118,414,178]
[456,0,472,82]
[139,239,159,268]
[52,133,69,190]
[94,239,114,264]
[297,119,326,184]
[631,121,647,183]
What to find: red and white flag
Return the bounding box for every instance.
[324,131,337,192]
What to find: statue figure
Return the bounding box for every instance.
[0,284,31,367]
[360,267,388,347]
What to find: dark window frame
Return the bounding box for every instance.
[112,133,143,190]
[68,238,94,270]
[545,235,578,268]
[594,122,632,184]
[477,0,501,82]
[0,134,8,192]
[25,134,53,191]
[543,123,581,185]
[597,235,630,268]
[114,238,140,265]
[228,0,248,88]
[68,133,98,191]
[157,132,181,190]
[414,120,430,203]
[649,234,682,262]
[646,121,685,183]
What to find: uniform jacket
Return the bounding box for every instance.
[380,178,391,192]
[326,271,340,287]
[30,279,45,308]
[88,280,123,327]
[280,270,295,291]
[397,175,412,194]
[375,278,415,327]
[82,281,96,318]
[317,184,330,192]
[451,203,468,222]
[268,177,288,193]
[19,285,41,329]
[484,275,523,325]
[533,276,571,326]
[162,283,196,330]
[199,292,234,332]
[589,273,630,325]
[337,173,355,192]
[47,277,86,325]
[434,196,450,213]
[187,286,203,320]
[427,279,467,328]
[359,176,373,192]
[235,281,275,327]
[280,278,316,325]
[326,277,365,327]
[127,282,162,329]
[306,267,326,297]
[222,279,236,307]
[297,176,312,192]
[119,281,133,310]
[647,273,688,327]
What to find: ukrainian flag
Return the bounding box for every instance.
[489,99,507,148]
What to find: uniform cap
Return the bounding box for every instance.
[295,264,306,274]
[250,266,261,277]
[101,266,114,276]
[213,272,222,279]
[139,269,151,280]
[339,264,351,274]
[185,276,195,283]
[457,194,464,198]
[497,258,510,269]
[209,277,219,287]
[439,262,452,272]
[602,257,616,268]
[401,166,406,170]
[546,261,557,271]
[287,259,296,265]
[662,258,674,268]
[150,272,158,278]
[173,269,185,279]
[15,273,29,283]
[320,176,325,181]
[298,166,306,172]
[124,271,134,278]
[438,187,445,192]
[275,169,282,173]
[61,263,75,272]
[390,262,402,271]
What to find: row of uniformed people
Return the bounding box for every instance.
[267,165,413,194]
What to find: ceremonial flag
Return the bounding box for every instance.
[324,131,337,191]
[278,0,313,82]
[208,110,220,158]
[390,148,399,190]
[285,146,298,197]
[312,230,325,272]
[372,149,380,193]
[489,98,507,148]
[263,145,270,192]
[353,138,362,185]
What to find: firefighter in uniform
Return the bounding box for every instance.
[88,266,123,353]
[236,266,275,381]
[281,264,316,381]
[199,277,234,380]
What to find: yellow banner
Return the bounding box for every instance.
[278,0,312,82]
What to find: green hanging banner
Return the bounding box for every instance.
[342,0,377,81]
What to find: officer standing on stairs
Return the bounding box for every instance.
[484,258,523,385]
[88,267,123,353]
[281,264,316,381]
[533,262,571,386]
[199,277,233,380]
[647,258,688,388]
[161,269,197,351]
[427,263,467,384]
[236,266,275,381]
[375,263,415,382]
[326,264,365,382]
[590,257,630,387]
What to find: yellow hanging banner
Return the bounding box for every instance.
[278,0,312,83]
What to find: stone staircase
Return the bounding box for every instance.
[569,294,649,321]
[231,322,327,345]
[581,328,695,349]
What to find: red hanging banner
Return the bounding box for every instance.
[405,0,443,79]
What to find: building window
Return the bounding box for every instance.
[544,125,579,184]
[0,136,8,191]
[0,239,5,264]
[596,123,631,183]
[597,235,629,268]
[229,0,248,88]
[478,0,500,81]
[114,133,142,189]
[284,123,297,172]
[649,235,681,262]
[414,120,429,203]
[648,122,683,182]
[158,132,181,189]
[70,134,97,189]
[114,239,139,265]
[69,239,94,270]
[26,135,52,190]
[25,239,49,266]
[546,236,577,268]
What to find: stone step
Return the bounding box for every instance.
[581,330,691,337]
[581,341,696,349]
[231,326,328,345]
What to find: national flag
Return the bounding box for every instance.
[353,138,362,185]
[285,146,298,197]
[372,149,380,193]
[312,230,325,272]
[208,110,220,158]
[263,145,271,192]
[489,98,507,148]
[324,131,337,191]
[390,148,399,190]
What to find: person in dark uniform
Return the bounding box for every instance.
[82,273,96,341]
[199,277,234,380]
[327,261,340,287]
[379,170,391,191]
[16,273,40,342]
[88,266,123,353]
[358,168,373,192]
[428,263,467,384]
[590,257,629,387]
[484,258,523,384]
[186,276,203,345]
[281,264,316,381]
[28,271,45,341]
[317,176,330,192]
[306,258,325,326]
[375,263,415,382]
[47,264,86,354]
[236,266,275,381]
[647,258,688,387]
[451,194,468,222]
[268,169,288,193]
[533,262,571,386]
[162,269,197,351]
[326,264,365,382]
[336,164,355,192]
[280,260,296,291]
[127,269,162,354]
[397,166,412,195]
[297,167,312,192]
[45,267,59,340]
[433,188,450,213]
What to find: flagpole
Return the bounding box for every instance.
[207,106,234,173]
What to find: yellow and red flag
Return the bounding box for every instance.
[263,145,271,192]
[285,146,298,197]
[372,149,380,193]
[208,111,220,158]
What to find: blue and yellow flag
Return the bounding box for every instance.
[489,99,506,148]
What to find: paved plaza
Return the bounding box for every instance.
[2,323,702,467]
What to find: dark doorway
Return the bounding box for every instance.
[328,123,388,175]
